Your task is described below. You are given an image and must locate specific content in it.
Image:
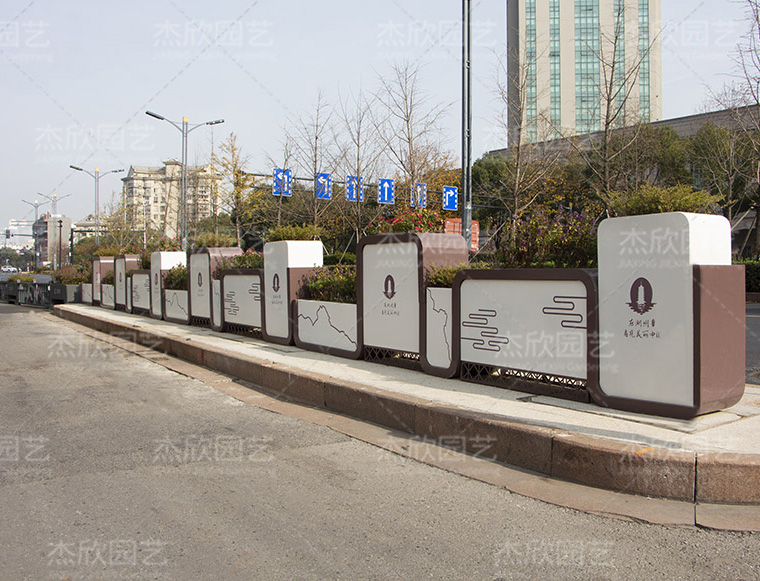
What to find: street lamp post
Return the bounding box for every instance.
[461,0,473,253]
[21,199,49,271]
[38,192,72,216]
[69,166,125,245]
[143,198,149,249]
[57,219,63,269]
[145,110,224,250]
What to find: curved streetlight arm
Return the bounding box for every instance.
[146,111,224,134]
[188,118,225,133]
[69,165,124,180]
[38,192,72,203]
[22,199,49,209]
[145,110,182,132]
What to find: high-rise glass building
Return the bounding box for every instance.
[507,0,661,144]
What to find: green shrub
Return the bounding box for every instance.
[140,249,151,270]
[54,264,89,285]
[155,237,182,251]
[499,208,598,269]
[305,266,357,304]
[426,264,468,288]
[323,252,356,265]
[8,274,34,283]
[163,265,188,291]
[101,271,115,285]
[604,184,721,216]
[368,209,442,234]
[267,224,320,242]
[214,250,264,278]
[194,233,237,248]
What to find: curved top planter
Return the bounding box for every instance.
[114,254,140,310]
[188,247,241,324]
[262,240,323,345]
[150,251,186,319]
[357,232,467,360]
[92,256,114,303]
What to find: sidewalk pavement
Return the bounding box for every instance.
[53,304,760,527]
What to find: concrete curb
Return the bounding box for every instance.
[53,305,760,505]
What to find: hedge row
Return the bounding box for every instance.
[740,260,760,294]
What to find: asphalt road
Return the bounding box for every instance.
[0,303,758,580]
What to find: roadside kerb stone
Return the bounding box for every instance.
[261,363,326,407]
[552,433,697,501]
[697,452,760,504]
[52,305,759,504]
[324,380,422,434]
[415,406,555,475]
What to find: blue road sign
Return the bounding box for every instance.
[282,169,292,197]
[413,183,427,208]
[316,173,332,200]
[443,186,458,211]
[346,175,364,202]
[378,178,395,205]
[273,168,293,197]
[272,168,283,196]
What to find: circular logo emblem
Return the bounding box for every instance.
[272,273,281,293]
[628,277,655,315]
[197,272,203,287]
[154,273,158,285]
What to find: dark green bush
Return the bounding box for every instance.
[101,271,115,285]
[426,264,468,288]
[140,249,151,270]
[305,266,357,304]
[54,264,90,285]
[323,252,356,265]
[164,265,188,291]
[499,208,597,269]
[737,259,760,293]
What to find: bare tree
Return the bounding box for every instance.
[214,132,253,247]
[265,133,297,228]
[334,88,386,247]
[576,2,659,195]
[288,91,337,229]
[372,62,451,198]
[492,47,565,242]
[736,0,760,115]
[690,123,756,224]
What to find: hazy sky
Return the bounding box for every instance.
[0,0,753,235]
